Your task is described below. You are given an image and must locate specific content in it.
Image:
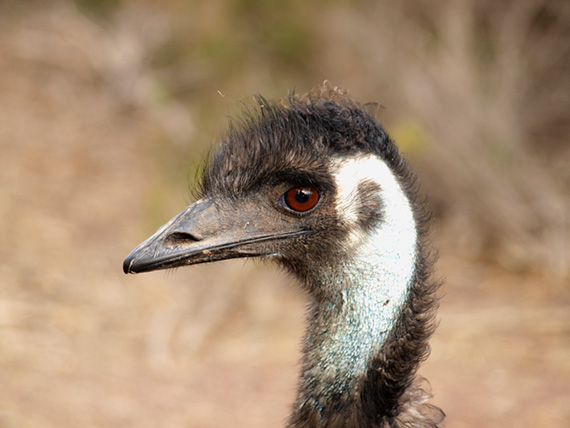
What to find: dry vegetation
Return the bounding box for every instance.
[0,1,568,427]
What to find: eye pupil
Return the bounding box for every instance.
[295,190,310,203]
[283,186,319,212]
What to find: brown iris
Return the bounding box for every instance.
[283,186,319,212]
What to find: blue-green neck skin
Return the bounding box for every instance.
[294,155,418,417]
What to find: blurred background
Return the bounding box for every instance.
[1,0,569,427]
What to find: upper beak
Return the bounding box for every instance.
[123,197,311,274]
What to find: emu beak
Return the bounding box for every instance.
[123,197,309,274]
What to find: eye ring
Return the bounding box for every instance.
[282,186,320,212]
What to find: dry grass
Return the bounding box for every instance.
[1,1,568,427]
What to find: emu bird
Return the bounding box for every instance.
[124,85,443,428]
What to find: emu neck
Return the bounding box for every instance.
[290,155,418,425]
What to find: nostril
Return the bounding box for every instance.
[165,231,202,247]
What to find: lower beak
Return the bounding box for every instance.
[123,197,310,274]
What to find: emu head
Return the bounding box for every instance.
[124,87,418,296]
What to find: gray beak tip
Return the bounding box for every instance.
[123,246,146,274]
[123,253,135,274]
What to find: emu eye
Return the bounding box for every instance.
[282,186,319,212]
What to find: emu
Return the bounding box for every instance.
[124,85,443,428]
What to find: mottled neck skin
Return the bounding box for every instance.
[288,156,420,427]
[289,267,415,427]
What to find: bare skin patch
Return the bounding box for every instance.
[298,155,418,403]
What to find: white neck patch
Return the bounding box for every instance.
[310,154,418,385]
[331,154,417,269]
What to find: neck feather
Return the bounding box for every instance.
[289,155,426,426]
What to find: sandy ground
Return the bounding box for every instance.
[1,4,569,427]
